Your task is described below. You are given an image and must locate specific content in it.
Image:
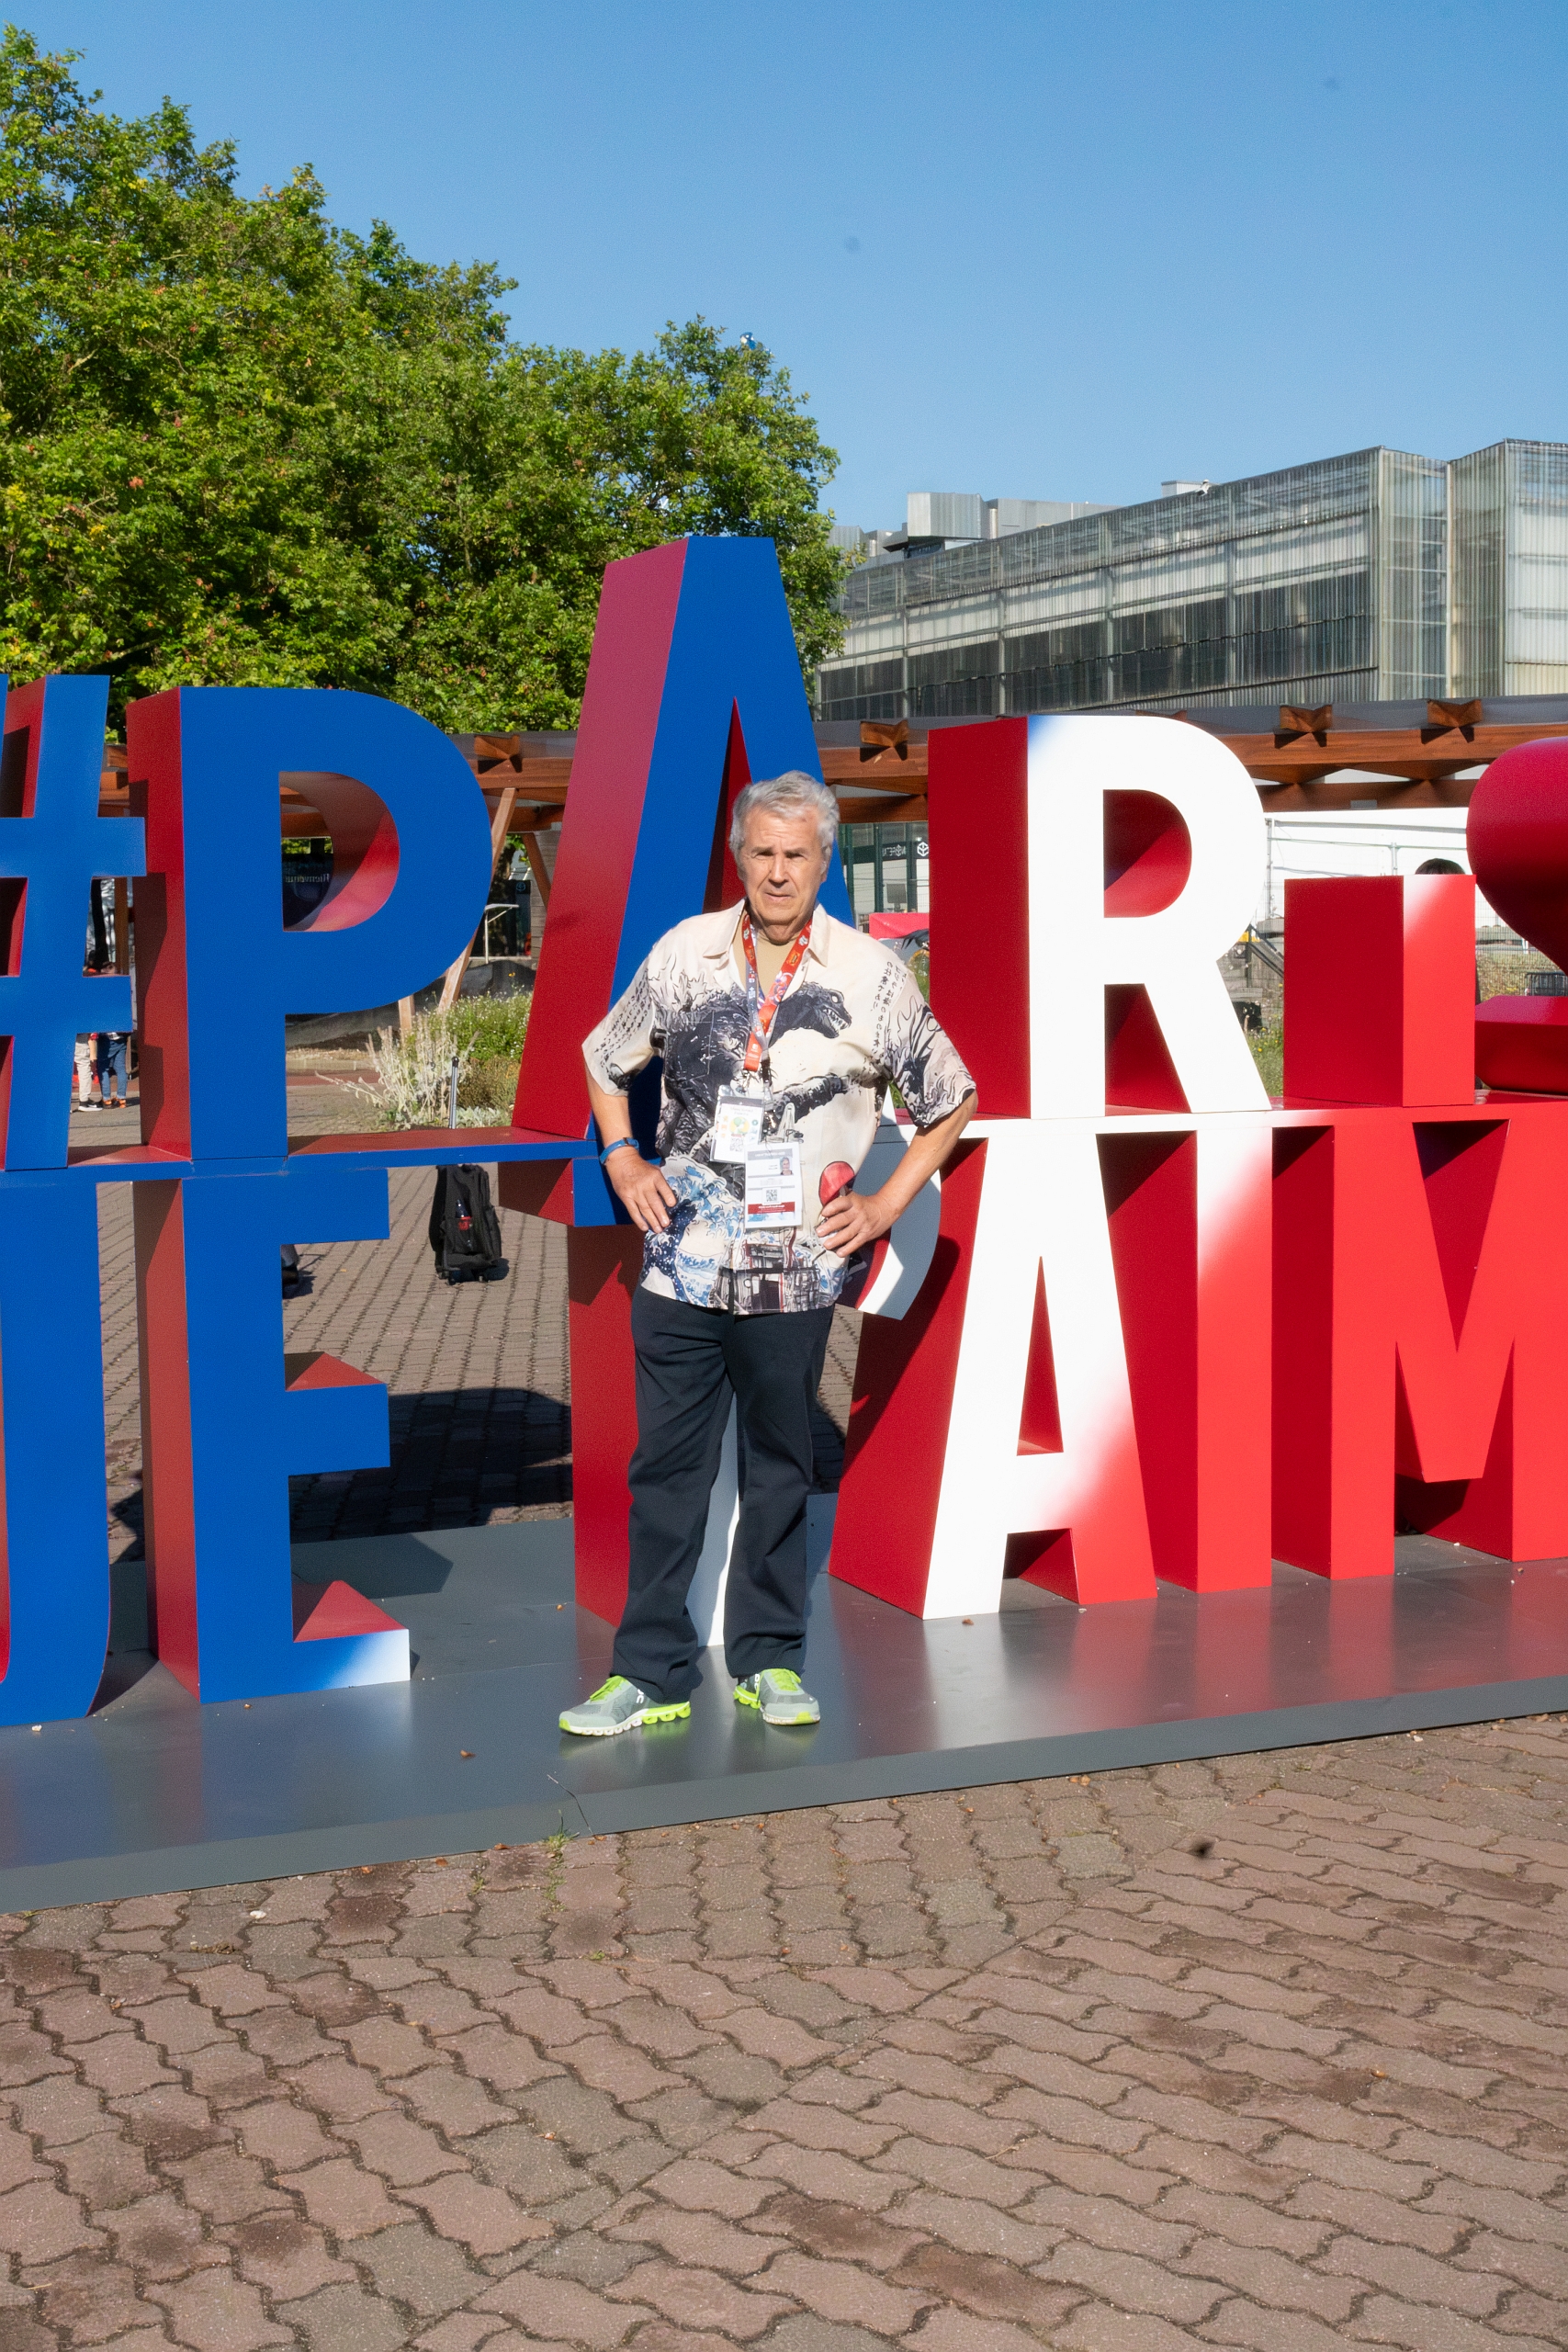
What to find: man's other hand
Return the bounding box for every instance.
[816,1187,896,1258]
[608,1148,678,1234]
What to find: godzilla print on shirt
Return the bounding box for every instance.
[582,901,975,1313]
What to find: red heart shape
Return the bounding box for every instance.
[1468,739,1568,970]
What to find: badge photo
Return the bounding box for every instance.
[744,1139,801,1229]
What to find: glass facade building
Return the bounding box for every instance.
[818,442,1568,722]
[1450,442,1568,697]
[839,820,928,922]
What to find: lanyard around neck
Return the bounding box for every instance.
[740,909,812,1075]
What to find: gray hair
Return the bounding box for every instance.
[729,770,839,859]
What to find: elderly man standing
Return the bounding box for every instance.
[562,771,975,1736]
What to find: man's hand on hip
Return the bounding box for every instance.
[608,1149,678,1234]
[815,1092,977,1261]
[816,1186,896,1258]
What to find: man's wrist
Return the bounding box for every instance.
[860,1195,894,1240]
[599,1136,639,1170]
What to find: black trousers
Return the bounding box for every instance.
[612,1284,833,1702]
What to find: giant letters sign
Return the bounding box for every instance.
[0,684,594,1722]
[509,545,1568,1633]
[6,535,1568,1729]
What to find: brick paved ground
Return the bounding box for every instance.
[4,1720,1568,2347]
[57,1080,1568,2345]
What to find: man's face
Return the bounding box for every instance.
[737,809,832,940]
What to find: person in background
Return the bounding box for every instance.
[96,1026,130,1109]
[95,946,137,1110]
[73,1033,96,1110]
[73,958,101,1112]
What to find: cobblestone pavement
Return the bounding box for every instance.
[96,1080,853,1563]
[64,1081,1568,2346]
[4,1719,1568,2347]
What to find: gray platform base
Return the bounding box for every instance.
[1,1511,1566,1911]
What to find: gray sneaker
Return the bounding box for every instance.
[734,1668,820,1726]
[559,1675,690,1737]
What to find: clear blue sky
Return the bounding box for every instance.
[17,1,1568,528]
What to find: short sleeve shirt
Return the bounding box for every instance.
[581,901,975,1314]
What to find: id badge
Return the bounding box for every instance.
[744,1139,802,1230]
[712,1091,765,1164]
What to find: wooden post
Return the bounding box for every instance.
[438,785,516,1013]
[520,829,554,956]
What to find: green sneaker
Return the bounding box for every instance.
[559,1676,690,1737]
[734,1668,820,1726]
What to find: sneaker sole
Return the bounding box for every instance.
[559,1702,690,1737]
[735,1687,819,1726]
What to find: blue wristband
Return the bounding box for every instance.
[600,1136,639,1169]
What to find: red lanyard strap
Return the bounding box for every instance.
[740,910,812,1075]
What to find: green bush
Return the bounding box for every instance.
[354,997,529,1127]
[459,1054,522,1114]
[444,991,531,1062]
[1249,1020,1283,1099]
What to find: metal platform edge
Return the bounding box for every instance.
[2,1671,1562,1917]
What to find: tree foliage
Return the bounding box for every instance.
[0,25,845,730]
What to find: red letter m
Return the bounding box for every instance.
[1272,1111,1568,1576]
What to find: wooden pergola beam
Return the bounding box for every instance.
[100,705,1568,835]
[834,793,930,825]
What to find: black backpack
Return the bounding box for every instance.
[428,1165,508,1283]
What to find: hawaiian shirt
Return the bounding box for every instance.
[582,901,975,1314]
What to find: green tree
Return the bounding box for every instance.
[0,24,844,731]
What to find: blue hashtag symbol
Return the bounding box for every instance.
[0,676,146,1169]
